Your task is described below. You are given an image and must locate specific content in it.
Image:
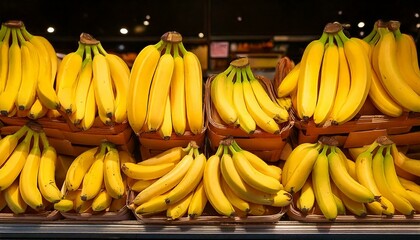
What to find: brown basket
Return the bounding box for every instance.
[0,209,62,222]
[127,191,285,225]
[205,74,294,162]
[60,205,132,221]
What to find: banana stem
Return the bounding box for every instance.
[231,140,243,152]
[334,34,343,48]
[193,147,200,158]
[366,140,380,153]
[319,32,329,44]
[1,28,11,44]
[241,68,248,83]
[223,65,233,75]
[235,66,242,83]
[362,28,377,43]
[227,67,237,83]
[320,144,329,156]
[245,65,255,81]
[369,31,380,46]
[214,143,224,157]
[392,28,402,40]
[154,40,166,52]
[165,43,172,55]
[337,30,349,43]
[328,34,334,46]
[97,43,108,55]
[0,25,7,41]
[173,43,180,58]
[20,26,33,40]
[32,132,40,149]
[14,125,30,139]
[85,45,92,60]
[224,145,231,155]
[39,131,50,148]
[16,28,26,45]
[23,128,34,144]
[11,28,18,46]
[76,42,86,58]
[178,41,187,55]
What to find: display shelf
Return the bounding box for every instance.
[1,220,420,239]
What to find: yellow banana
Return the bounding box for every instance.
[232,67,256,134]
[54,199,74,213]
[180,43,203,134]
[134,192,169,215]
[338,189,367,217]
[165,149,206,205]
[211,66,238,125]
[133,149,194,205]
[129,179,156,193]
[391,144,420,177]
[157,94,173,140]
[0,26,11,94]
[313,35,339,125]
[328,146,375,203]
[277,63,300,98]
[138,143,191,165]
[166,190,193,220]
[0,124,29,167]
[271,189,292,207]
[103,143,125,199]
[3,178,27,214]
[127,41,164,135]
[221,177,250,213]
[203,145,235,217]
[330,182,347,215]
[73,190,93,213]
[187,179,207,218]
[109,193,127,212]
[0,129,33,191]
[276,97,292,111]
[242,68,280,134]
[92,189,113,212]
[311,145,338,220]
[146,44,174,132]
[28,98,48,119]
[65,146,99,191]
[296,33,328,120]
[80,144,106,201]
[398,177,420,194]
[121,162,176,180]
[170,43,187,135]
[73,45,93,125]
[0,28,22,115]
[56,42,84,114]
[80,79,96,130]
[296,178,315,214]
[372,145,415,216]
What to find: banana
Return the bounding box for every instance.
[0,124,29,167]
[391,144,420,177]
[165,149,206,205]
[338,189,367,217]
[330,182,347,215]
[38,132,63,203]
[109,193,127,212]
[296,178,315,214]
[203,145,235,217]
[73,190,93,213]
[277,63,300,98]
[376,26,420,112]
[79,79,96,130]
[220,146,275,205]
[242,68,280,134]
[248,202,266,216]
[166,190,193,220]
[28,98,48,119]
[3,178,27,214]
[276,97,292,111]
[73,45,93,125]
[92,189,113,212]
[0,128,33,191]
[372,145,415,216]
[139,143,192,165]
[65,146,99,191]
[188,179,207,218]
[332,31,372,124]
[284,144,322,194]
[16,29,39,111]
[56,42,84,114]
[134,192,169,215]
[146,44,174,132]
[311,145,338,220]
[0,28,22,115]
[313,35,339,125]
[133,149,194,205]
[296,33,328,120]
[170,43,186,136]
[80,144,106,201]
[180,43,203,134]
[232,67,256,134]
[328,35,350,121]
[54,199,74,213]
[229,145,282,194]
[103,143,125,199]
[129,179,156,193]
[19,132,44,211]
[211,66,238,125]
[128,41,164,135]
[328,146,375,203]
[121,162,176,180]
[398,177,420,194]
[157,94,172,140]
[221,177,250,213]
[0,26,11,94]
[271,189,292,207]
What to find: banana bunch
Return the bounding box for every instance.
[128,31,204,138]
[0,20,60,119]
[55,33,130,130]
[364,20,420,115]
[0,123,63,214]
[211,58,289,134]
[57,142,131,213]
[125,141,208,220]
[277,22,372,126]
[204,139,291,217]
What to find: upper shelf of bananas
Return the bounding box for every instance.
[276,20,420,127]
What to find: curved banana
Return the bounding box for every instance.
[166,190,193,220]
[0,125,29,166]
[398,177,420,194]
[221,176,250,213]
[109,193,127,212]
[170,44,186,135]
[187,180,207,218]
[133,149,194,205]
[232,68,256,134]
[92,189,113,212]
[338,189,367,217]
[73,190,93,213]
[134,192,169,215]
[65,146,99,191]
[79,80,96,130]
[139,143,191,166]
[391,144,420,177]
[38,132,63,203]
[121,161,175,180]
[3,178,27,214]
[73,46,93,125]
[157,94,172,140]
[296,178,315,214]
[313,35,339,125]
[0,129,33,191]
[147,44,174,132]
[211,66,238,125]
[328,146,375,203]
[277,63,300,98]
[296,33,328,120]
[129,179,156,193]
[28,98,48,120]
[165,149,206,205]
[271,189,292,207]
[128,42,163,134]
[80,144,106,201]
[0,26,11,94]
[54,199,74,213]
[312,145,337,220]
[203,145,235,217]
[103,143,125,199]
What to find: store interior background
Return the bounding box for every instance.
[0,0,419,79]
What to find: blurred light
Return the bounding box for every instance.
[237,16,242,22]
[145,15,151,20]
[415,12,419,18]
[120,28,128,34]
[47,27,55,33]
[134,25,146,33]
[417,23,420,28]
[338,10,343,15]
[359,31,365,37]
[198,32,204,38]
[118,44,125,51]
[144,20,150,26]
[358,22,365,28]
